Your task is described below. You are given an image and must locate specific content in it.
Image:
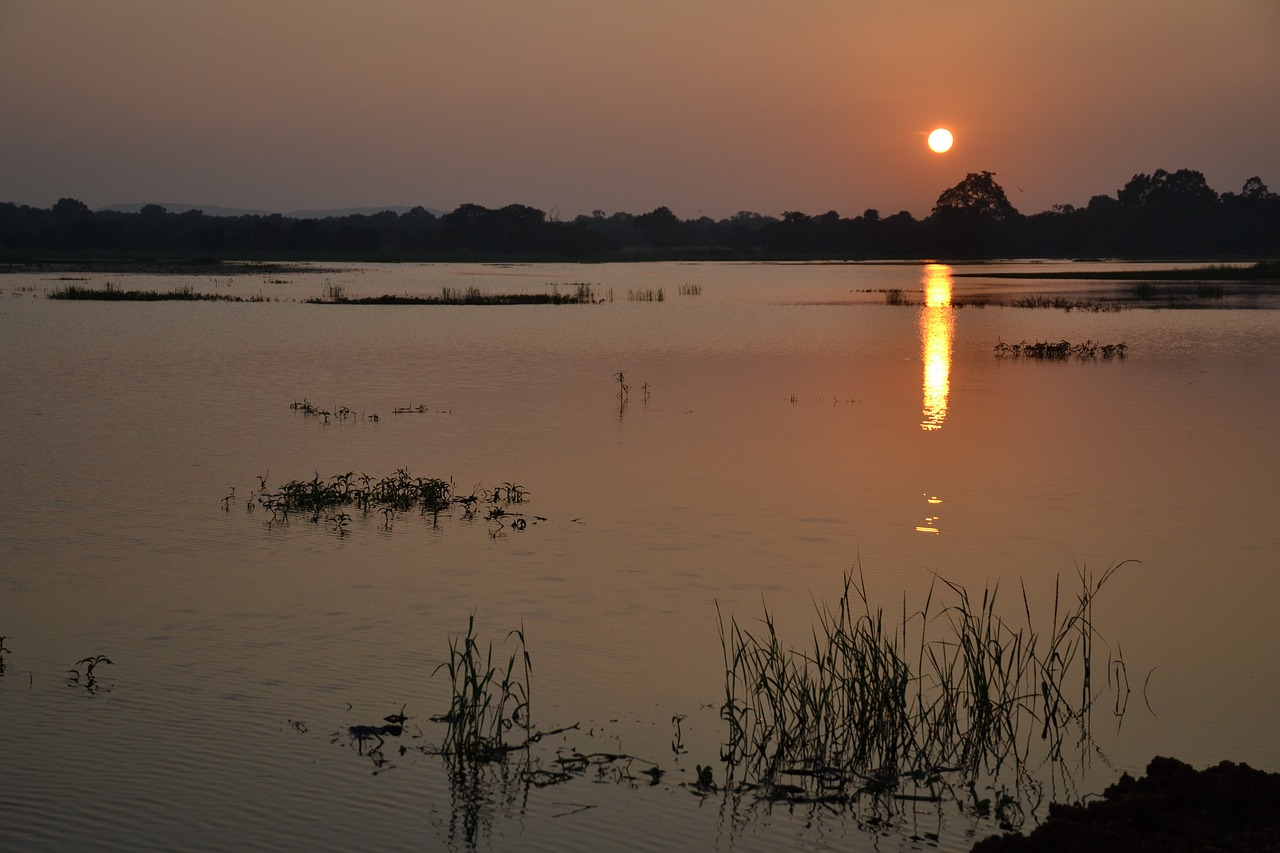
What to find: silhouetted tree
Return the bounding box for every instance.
[928,172,1020,256]
[1220,176,1280,254]
[932,171,1019,221]
[1239,176,1274,200]
[3,168,1277,259]
[634,206,681,247]
[1116,168,1220,254]
[52,197,90,217]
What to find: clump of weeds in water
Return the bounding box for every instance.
[251,469,534,536]
[67,654,113,693]
[431,615,533,761]
[994,339,1128,360]
[289,399,378,424]
[716,561,1135,826]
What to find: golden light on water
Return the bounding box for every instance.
[920,263,954,431]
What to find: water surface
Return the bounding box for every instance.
[1,262,1277,851]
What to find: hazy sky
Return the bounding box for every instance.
[2,0,1278,219]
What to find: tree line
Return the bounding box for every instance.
[2,169,1276,261]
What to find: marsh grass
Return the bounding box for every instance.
[994,339,1127,359]
[251,469,535,536]
[1010,295,1122,312]
[1130,282,1159,301]
[49,282,266,301]
[310,282,600,305]
[257,469,457,529]
[717,562,1132,813]
[626,288,665,301]
[432,616,532,761]
[957,259,1280,281]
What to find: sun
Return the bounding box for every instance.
[927,128,954,154]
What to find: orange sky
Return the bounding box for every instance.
[2,0,1277,219]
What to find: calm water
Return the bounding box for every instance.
[1,262,1277,852]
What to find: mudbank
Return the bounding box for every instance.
[973,756,1280,852]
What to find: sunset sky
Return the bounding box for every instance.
[2,0,1277,220]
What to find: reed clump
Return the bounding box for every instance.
[431,615,532,761]
[309,283,600,305]
[252,469,534,535]
[626,288,665,301]
[49,282,265,301]
[289,399,378,423]
[717,563,1132,807]
[258,469,455,520]
[1010,295,1121,312]
[994,339,1127,359]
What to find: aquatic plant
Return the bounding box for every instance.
[308,283,599,305]
[716,563,1132,812]
[1010,295,1122,312]
[48,283,265,301]
[626,288,665,301]
[489,483,529,504]
[613,371,630,402]
[1130,282,1158,301]
[67,654,113,693]
[431,615,532,761]
[289,399,376,423]
[254,469,474,532]
[962,259,1280,282]
[994,339,1128,359]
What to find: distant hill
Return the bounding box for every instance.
[97,202,446,219]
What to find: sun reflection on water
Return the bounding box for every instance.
[920,264,955,431]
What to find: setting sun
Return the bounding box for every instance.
[928,128,954,153]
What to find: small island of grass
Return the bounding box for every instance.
[954,259,1280,281]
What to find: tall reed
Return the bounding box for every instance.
[718,562,1131,803]
[432,616,532,761]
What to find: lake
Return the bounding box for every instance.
[1,260,1277,852]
